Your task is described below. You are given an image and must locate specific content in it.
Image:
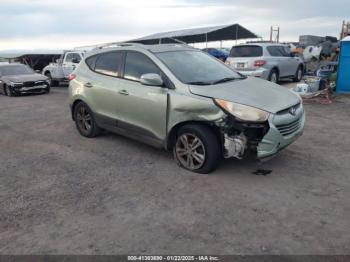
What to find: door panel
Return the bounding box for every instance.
[279,46,299,76]
[82,51,124,125]
[116,79,168,141]
[63,52,82,78]
[84,73,123,125]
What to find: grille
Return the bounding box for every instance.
[23,81,35,87]
[276,103,301,115]
[23,81,46,87]
[276,118,301,137]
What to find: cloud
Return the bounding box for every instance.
[0,0,346,49]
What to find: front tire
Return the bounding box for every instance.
[173,124,221,174]
[73,102,101,138]
[5,85,15,97]
[293,66,304,82]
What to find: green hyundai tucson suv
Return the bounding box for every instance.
[68,43,305,174]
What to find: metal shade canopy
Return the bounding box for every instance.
[130,24,259,44]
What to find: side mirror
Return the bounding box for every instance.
[290,52,296,57]
[140,73,164,87]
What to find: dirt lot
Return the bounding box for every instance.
[0,86,350,255]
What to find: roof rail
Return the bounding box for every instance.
[93,42,145,50]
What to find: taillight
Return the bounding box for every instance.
[68,74,76,81]
[254,60,266,67]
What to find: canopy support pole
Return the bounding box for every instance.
[235,26,238,45]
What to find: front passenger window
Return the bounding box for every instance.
[124,52,160,81]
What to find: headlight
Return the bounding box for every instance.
[9,81,23,87]
[215,99,270,122]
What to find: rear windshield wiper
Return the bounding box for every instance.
[212,77,238,84]
[187,81,213,86]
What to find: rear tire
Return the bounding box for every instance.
[293,65,303,82]
[173,124,221,174]
[268,69,279,83]
[73,102,101,138]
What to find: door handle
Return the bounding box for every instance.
[118,89,129,96]
[84,82,93,88]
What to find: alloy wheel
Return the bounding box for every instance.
[297,68,303,81]
[270,72,278,83]
[76,106,92,132]
[5,86,12,97]
[175,133,206,170]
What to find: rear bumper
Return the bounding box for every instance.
[257,110,305,159]
[236,68,270,80]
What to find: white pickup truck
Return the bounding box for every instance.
[42,51,85,86]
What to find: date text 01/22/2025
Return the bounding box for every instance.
[127,255,219,261]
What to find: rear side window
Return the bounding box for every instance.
[85,55,98,70]
[94,52,123,77]
[279,46,292,57]
[229,46,262,57]
[124,52,160,81]
[267,46,291,57]
[267,46,282,57]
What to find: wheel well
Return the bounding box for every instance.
[44,71,50,76]
[71,99,84,120]
[166,121,222,150]
[271,67,279,76]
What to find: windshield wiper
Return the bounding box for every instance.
[187,81,213,86]
[212,77,238,84]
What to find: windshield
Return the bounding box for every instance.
[0,65,34,76]
[229,46,263,57]
[156,50,244,85]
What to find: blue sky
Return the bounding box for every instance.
[0,0,347,49]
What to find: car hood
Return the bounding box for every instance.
[189,77,300,113]
[1,74,48,83]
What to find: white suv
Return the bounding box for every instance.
[225,43,304,83]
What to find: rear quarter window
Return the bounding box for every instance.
[94,52,123,77]
[229,46,263,57]
[85,55,98,70]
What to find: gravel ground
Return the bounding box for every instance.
[0,86,349,255]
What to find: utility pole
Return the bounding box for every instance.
[270,26,280,43]
[340,20,350,40]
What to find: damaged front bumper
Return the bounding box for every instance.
[257,109,305,160]
[220,103,305,161]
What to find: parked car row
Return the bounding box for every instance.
[0,43,305,174]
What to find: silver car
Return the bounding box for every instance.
[225,43,304,83]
